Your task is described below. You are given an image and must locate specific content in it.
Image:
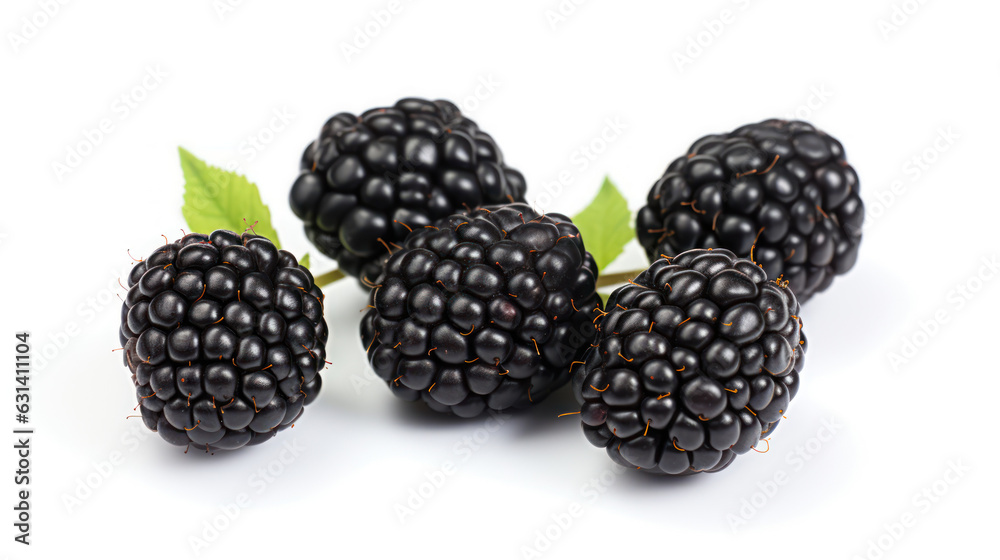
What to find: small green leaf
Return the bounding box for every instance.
[299,252,310,270]
[179,147,281,248]
[572,176,634,272]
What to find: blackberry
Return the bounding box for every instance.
[360,203,601,417]
[572,248,806,475]
[290,98,527,285]
[636,120,863,302]
[118,230,327,451]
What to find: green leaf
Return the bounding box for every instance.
[572,176,634,272]
[179,147,281,248]
[299,252,310,270]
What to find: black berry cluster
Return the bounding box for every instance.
[573,248,806,475]
[360,203,601,417]
[290,98,527,285]
[119,230,327,450]
[636,120,863,302]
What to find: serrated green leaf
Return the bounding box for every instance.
[572,176,634,272]
[179,147,281,248]
[299,252,310,270]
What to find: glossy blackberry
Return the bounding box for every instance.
[572,248,806,475]
[118,230,328,451]
[290,98,527,285]
[360,203,601,417]
[636,120,863,302]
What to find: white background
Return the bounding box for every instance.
[2,1,997,558]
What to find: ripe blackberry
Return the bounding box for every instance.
[360,203,601,417]
[118,230,328,451]
[572,248,806,475]
[290,98,527,285]
[636,120,863,302]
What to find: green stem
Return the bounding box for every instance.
[314,268,346,287]
[596,269,646,288]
